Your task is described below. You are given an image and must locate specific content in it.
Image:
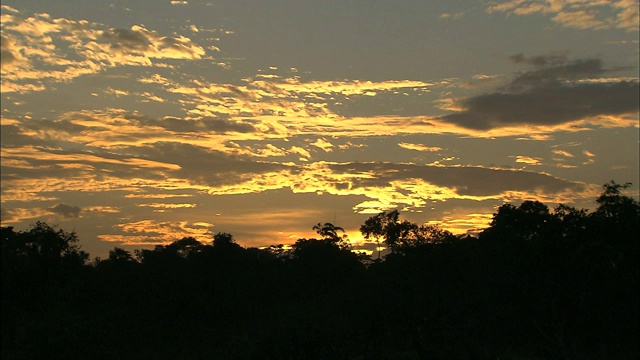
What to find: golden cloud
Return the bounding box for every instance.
[398,143,443,152]
[487,0,639,31]
[1,11,207,93]
[514,155,542,165]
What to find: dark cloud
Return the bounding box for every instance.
[0,124,45,147]
[509,53,569,67]
[439,56,639,130]
[136,142,291,186]
[19,117,96,141]
[101,28,152,52]
[0,134,288,189]
[49,204,82,218]
[126,114,257,133]
[329,162,584,198]
[100,26,204,59]
[0,35,18,69]
[509,58,607,90]
[156,35,204,58]
[156,116,256,133]
[0,145,169,183]
[224,85,252,100]
[441,81,638,130]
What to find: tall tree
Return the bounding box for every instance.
[313,222,347,246]
[479,200,554,242]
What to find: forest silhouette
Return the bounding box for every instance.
[1,181,638,359]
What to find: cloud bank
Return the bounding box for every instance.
[439,55,639,130]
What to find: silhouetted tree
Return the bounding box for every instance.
[553,203,589,241]
[212,232,240,249]
[594,181,639,219]
[7,221,89,266]
[107,247,136,262]
[479,200,556,243]
[360,210,455,257]
[167,236,204,258]
[1,222,92,359]
[360,210,415,257]
[2,182,638,359]
[312,222,347,244]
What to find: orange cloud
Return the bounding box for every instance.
[1,12,207,93]
[552,149,574,158]
[514,155,542,165]
[398,143,443,152]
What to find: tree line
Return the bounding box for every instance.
[1,181,638,359]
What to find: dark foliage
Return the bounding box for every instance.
[2,182,638,359]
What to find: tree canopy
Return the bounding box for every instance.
[2,182,638,359]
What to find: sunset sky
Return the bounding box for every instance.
[1,0,638,259]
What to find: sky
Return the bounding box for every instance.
[1,0,638,259]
